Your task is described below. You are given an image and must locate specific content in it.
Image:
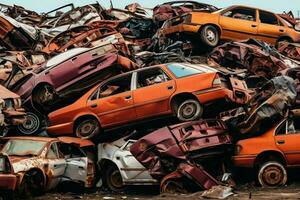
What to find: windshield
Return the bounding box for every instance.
[1,139,47,156]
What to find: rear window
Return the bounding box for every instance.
[167,64,203,78]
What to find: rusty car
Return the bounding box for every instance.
[233,109,300,187]
[0,154,17,199]
[160,5,300,48]
[98,137,158,192]
[5,43,137,136]
[0,85,25,137]
[130,120,234,193]
[0,136,95,197]
[47,63,250,139]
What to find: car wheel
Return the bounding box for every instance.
[75,118,100,139]
[200,25,219,47]
[175,99,202,122]
[18,170,45,198]
[258,161,287,187]
[17,112,45,136]
[104,165,125,192]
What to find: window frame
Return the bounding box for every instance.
[46,142,60,159]
[259,10,282,26]
[133,66,172,90]
[88,72,134,101]
[221,6,257,22]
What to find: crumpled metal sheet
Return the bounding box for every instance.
[210,39,299,79]
[153,1,218,26]
[220,76,297,138]
[130,120,232,184]
[278,42,300,62]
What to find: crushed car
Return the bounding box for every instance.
[233,109,300,187]
[0,136,95,197]
[220,76,297,138]
[98,137,158,192]
[130,120,234,193]
[47,63,250,139]
[5,43,137,136]
[0,85,25,137]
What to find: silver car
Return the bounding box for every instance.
[98,138,158,191]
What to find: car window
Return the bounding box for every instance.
[275,120,286,135]
[92,74,132,100]
[2,139,47,156]
[137,67,170,88]
[259,11,281,25]
[167,63,203,78]
[286,117,300,134]
[47,143,59,159]
[59,143,85,159]
[222,7,256,21]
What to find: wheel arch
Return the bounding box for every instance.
[198,23,222,36]
[170,92,200,112]
[73,114,101,132]
[31,82,54,109]
[19,167,46,187]
[254,150,287,169]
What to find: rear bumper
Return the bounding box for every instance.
[232,155,256,168]
[162,24,201,35]
[194,87,232,104]
[0,174,17,190]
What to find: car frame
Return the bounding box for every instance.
[47,62,250,139]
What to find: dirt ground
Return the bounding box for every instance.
[32,183,300,200]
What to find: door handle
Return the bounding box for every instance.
[167,86,174,90]
[71,57,78,62]
[279,29,284,32]
[277,140,285,144]
[91,103,97,108]
[125,95,132,100]
[251,24,257,28]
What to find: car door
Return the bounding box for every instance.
[275,117,300,166]
[58,143,89,184]
[86,73,136,127]
[219,6,258,41]
[115,140,156,183]
[257,10,286,44]
[45,142,67,189]
[132,67,176,119]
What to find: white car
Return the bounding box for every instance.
[98,138,158,191]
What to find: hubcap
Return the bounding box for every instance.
[262,165,285,186]
[181,103,196,119]
[206,30,216,42]
[77,120,97,137]
[18,113,40,135]
[110,170,123,188]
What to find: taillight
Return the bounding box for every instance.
[213,74,222,87]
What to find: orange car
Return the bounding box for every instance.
[233,110,300,187]
[48,63,249,139]
[161,5,300,47]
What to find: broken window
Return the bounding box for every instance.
[286,117,300,134]
[259,11,280,25]
[59,143,85,159]
[137,67,170,88]
[167,63,203,78]
[46,143,59,159]
[223,7,256,21]
[91,73,132,100]
[1,139,47,156]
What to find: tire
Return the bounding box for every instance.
[18,170,45,198]
[174,99,203,122]
[75,118,100,139]
[104,165,125,192]
[257,161,287,187]
[17,112,45,136]
[200,25,219,47]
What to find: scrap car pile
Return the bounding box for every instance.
[0,1,300,199]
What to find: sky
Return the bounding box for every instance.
[1,0,300,17]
